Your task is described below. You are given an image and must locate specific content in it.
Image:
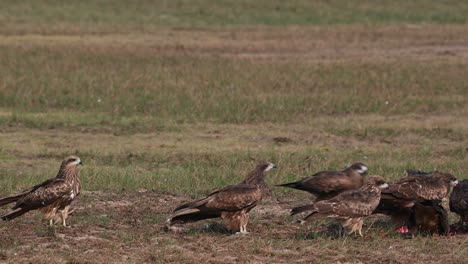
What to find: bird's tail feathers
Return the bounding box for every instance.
[291,204,316,216]
[406,169,431,176]
[0,194,24,207]
[1,208,29,221]
[169,196,217,225]
[167,207,222,226]
[303,210,321,222]
[276,182,299,189]
[170,208,201,220]
[172,197,210,212]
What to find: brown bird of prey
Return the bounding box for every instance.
[295,176,388,237]
[449,179,468,232]
[167,162,276,234]
[410,200,449,236]
[279,162,368,215]
[0,155,82,227]
[373,170,457,235]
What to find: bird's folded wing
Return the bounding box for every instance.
[389,176,448,200]
[302,172,349,192]
[14,179,72,209]
[205,184,262,211]
[3,178,58,201]
[382,181,422,200]
[316,191,379,217]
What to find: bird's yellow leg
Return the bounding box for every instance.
[357,223,363,237]
[61,206,70,227]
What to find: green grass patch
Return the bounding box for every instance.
[1,45,467,127]
[1,0,468,32]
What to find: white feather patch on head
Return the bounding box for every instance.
[450,180,459,186]
[71,157,81,165]
[356,166,368,174]
[264,163,276,172]
[379,183,389,189]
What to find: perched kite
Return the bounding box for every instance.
[0,155,82,226]
[279,162,368,215]
[295,176,388,237]
[449,179,468,232]
[373,170,457,234]
[167,162,276,234]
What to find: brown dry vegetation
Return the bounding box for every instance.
[1,1,468,263]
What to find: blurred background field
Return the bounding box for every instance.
[0,1,467,263]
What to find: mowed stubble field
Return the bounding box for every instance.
[0,1,468,263]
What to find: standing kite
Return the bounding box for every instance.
[167,162,276,234]
[294,176,388,237]
[278,162,368,215]
[277,162,367,200]
[0,155,82,227]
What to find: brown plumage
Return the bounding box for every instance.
[410,200,449,236]
[278,162,367,205]
[297,176,388,237]
[0,155,82,226]
[373,170,457,234]
[168,162,276,234]
[449,179,468,232]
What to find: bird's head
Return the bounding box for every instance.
[365,176,388,189]
[62,155,83,169]
[348,162,368,175]
[258,162,277,173]
[243,162,277,186]
[448,175,458,187]
[435,172,458,187]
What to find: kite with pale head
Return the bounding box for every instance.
[0,155,82,227]
[294,176,388,237]
[168,162,276,234]
[279,162,368,215]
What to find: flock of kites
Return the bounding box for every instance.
[0,155,467,238]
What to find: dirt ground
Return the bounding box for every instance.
[0,190,466,264]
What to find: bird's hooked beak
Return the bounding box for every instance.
[450,180,458,187]
[79,160,83,166]
[265,163,277,172]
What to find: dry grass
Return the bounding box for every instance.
[0,114,467,262]
[0,192,467,263]
[1,2,468,263]
[1,114,467,194]
[1,25,467,125]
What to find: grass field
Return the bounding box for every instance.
[0,1,468,263]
